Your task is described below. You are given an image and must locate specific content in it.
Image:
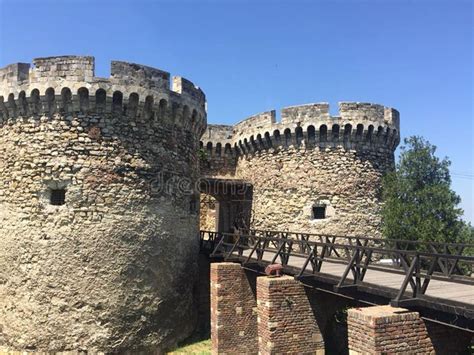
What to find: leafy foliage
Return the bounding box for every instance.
[198,148,209,162]
[381,136,471,246]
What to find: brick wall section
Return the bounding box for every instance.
[347,305,472,354]
[210,262,258,355]
[257,276,325,355]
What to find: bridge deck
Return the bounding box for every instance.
[326,260,472,304]
[234,249,474,306]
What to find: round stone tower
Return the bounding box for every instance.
[200,102,400,236]
[0,56,206,352]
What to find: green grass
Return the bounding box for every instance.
[166,338,211,355]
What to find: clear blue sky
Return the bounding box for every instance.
[1,0,472,222]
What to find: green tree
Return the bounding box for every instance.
[381,136,471,246]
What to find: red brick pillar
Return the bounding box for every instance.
[257,276,325,355]
[210,262,258,355]
[348,305,472,354]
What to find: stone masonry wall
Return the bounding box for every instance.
[347,305,472,354]
[200,124,237,179]
[210,263,258,355]
[0,56,206,353]
[235,145,393,236]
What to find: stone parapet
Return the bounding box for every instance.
[0,56,206,136]
[200,102,399,159]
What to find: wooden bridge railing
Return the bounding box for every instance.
[200,229,474,307]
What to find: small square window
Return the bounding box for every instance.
[50,189,66,206]
[312,206,326,219]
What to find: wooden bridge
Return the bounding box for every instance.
[200,229,474,332]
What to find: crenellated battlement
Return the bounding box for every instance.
[0,56,206,135]
[200,102,400,157]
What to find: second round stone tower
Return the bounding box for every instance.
[201,102,400,236]
[0,56,206,352]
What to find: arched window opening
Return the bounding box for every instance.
[112,91,123,113]
[196,120,202,135]
[307,125,316,144]
[7,93,15,104]
[158,99,168,121]
[367,125,374,142]
[284,128,292,146]
[264,132,272,148]
[244,138,250,151]
[249,136,257,151]
[95,89,107,113]
[274,130,281,145]
[191,109,198,130]
[206,142,213,155]
[224,143,232,155]
[391,130,398,147]
[30,89,41,114]
[7,93,17,116]
[19,91,28,115]
[356,124,364,140]
[0,96,5,120]
[45,88,55,114]
[144,95,154,120]
[216,143,222,156]
[295,126,303,146]
[384,128,391,143]
[237,140,244,154]
[343,124,352,144]
[234,143,242,156]
[332,124,340,141]
[170,102,180,124]
[319,125,327,142]
[376,126,384,141]
[78,87,89,112]
[61,88,72,113]
[127,93,139,117]
[182,105,191,126]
